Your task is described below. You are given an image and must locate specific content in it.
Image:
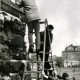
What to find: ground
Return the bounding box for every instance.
[56,67,80,80]
[30,63,80,80]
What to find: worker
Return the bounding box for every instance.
[42,70,58,80]
[39,25,54,75]
[15,0,40,53]
[42,71,70,80]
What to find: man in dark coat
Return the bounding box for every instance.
[39,25,54,75]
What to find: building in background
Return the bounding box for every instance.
[62,44,80,67]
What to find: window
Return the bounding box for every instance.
[75,47,77,51]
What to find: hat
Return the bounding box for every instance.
[62,73,69,78]
[48,25,54,30]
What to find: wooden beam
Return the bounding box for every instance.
[1,0,24,17]
[25,71,42,73]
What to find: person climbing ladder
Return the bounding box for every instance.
[15,0,40,53]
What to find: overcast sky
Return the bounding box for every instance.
[11,0,80,56]
[36,0,80,56]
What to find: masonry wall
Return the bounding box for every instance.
[0,0,30,79]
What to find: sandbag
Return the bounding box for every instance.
[0,31,9,43]
[0,75,3,80]
[0,43,10,60]
[0,32,4,43]
[9,34,24,47]
[3,76,11,80]
[0,12,4,29]
[9,62,22,72]
[0,12,4,21]
[0,60,24,75]
[11,19,25,37]
[24,74,31,80]
[0,60,10,75]
[10,73,21,80]
[0,20,4,29]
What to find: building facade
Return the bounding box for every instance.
[62,44,80,67]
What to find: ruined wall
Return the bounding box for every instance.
[0,0,28,79]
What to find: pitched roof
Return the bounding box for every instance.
[62,44,80,52]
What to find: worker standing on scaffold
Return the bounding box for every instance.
[15,0,40,53]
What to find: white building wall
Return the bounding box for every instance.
[64,60,79,67]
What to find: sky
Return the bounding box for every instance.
[11,0,80,56]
